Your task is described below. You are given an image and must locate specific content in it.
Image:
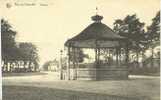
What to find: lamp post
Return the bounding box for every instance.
[60,50,63,80]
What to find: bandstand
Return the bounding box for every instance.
[65,14,129,80]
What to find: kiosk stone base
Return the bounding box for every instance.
[76,67,128,80]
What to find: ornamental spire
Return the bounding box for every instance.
[91,7,103,23]
[96,7,98,15]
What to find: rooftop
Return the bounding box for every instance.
[65,15,126,48]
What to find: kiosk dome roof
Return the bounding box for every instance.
[65,15,126,48]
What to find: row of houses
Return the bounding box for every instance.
[2,61,38,72]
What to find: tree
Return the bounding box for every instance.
[1,19,16,60]
[1,19,39,72]
[147,11,160,42]
[1,19,18,72]
[70,48,88,63]
[146,11,160,67]
[113,14,145,64]
[19,42,39,71]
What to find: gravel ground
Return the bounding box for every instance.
[2,72,160,100]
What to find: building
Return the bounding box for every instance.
[64,14,129,80]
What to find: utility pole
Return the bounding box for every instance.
[60,50,63,80]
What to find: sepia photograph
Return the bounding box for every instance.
[0,0,160,100]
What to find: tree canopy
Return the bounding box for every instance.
[147,11,160,42]
[113,11,160,65]
[1,19,39,72]
[146,11,160,51]
[1,19,17,61]
[113,14,145,52]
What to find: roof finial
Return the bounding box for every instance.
[96,7,98,15]
[91,7,103,23]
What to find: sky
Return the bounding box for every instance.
[0,0,160,65]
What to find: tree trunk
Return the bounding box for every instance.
[136,50,139,67]
[34,62,37,72]
[24,61,27,72]
[9,61,12,72]
[3,60,7,72]
[119,49,121,65]
[151,48,154,68]
[95,48,98,66]
[116,48,119,66]
[17,61,20,72]
[125,44,129,66]
[141,51,144,67]
[29,61,32,72]
[6,61,9,72]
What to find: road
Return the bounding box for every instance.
[2,71,160,100]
